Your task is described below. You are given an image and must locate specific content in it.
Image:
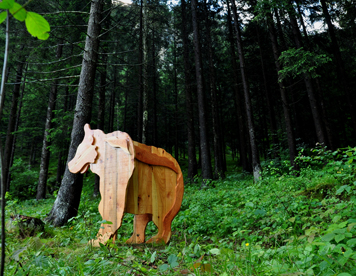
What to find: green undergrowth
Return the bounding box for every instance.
[4,146,356,275]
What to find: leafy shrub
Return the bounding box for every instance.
[9,158,38,199]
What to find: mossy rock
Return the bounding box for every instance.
[8,214,45,238]
[298,182,335,200]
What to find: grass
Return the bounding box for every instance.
[4,147,356,275]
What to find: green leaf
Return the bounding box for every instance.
[347,238,356,247]
[0,11,6,23]
[158,264,169,271]
[344,249,353,258]
[322,233,335,242]
[150,251,157,263]
[9,2,26,21]
[209,248,221,255]
[336,185,350,195]
[0,0,14,9]
[335,234,346,243]
[25,11,50,40]
[11,246,28,261]
[347,223,356,232]
[337,273,352,276]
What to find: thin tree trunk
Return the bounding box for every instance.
[173,32,179,161]
[94,48,108,197]
[3,48,25,191]
[142,0,148,145]
[55,86,69,189]
[320,0,356,135]
[204,0,224,178]
[47,0,103,226]
[256,24,278,157]
[0,14,9,275]
[137,0,143,142]
[181,0,198,180]
[191,0,213,183]
[296,2,334,149]
[37,43,63,200]
[152,29,158,145]
[287,2,327,145]
[108,68,116,133]
[266,11,297,167]
[7,64,27,190]
[230,0,261,181]
[226,2,249,171]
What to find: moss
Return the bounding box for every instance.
[298,182,335,200]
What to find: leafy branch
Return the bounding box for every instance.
[278,47,331,81]
[0,0,50,40]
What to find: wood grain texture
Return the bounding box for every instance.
[68,124,184,246]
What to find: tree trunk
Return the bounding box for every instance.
[3,50,25,191]
[55,86,70,189]
[181,0,198,180]
[287,2,327,145]
[108,68,116,133]
[173,32,179,161]
[204,0,224,179]
[266,11,297,167]
[37,43,63,200]
[94,48,108,197]
[256,24,278,157]
[230,0,261,181]
[191,0,213,183]
[6,64,27,190]
[320,0,356,136]
[226,3,249,171]
[152,29,158,145]
[47,0,103,226]
[137,0,143,142]
[141,0,148,145]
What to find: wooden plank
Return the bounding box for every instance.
[134,145,178,174]
[137,160,152,214]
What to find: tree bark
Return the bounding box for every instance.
[226,2,249,171]
[266,11,297,167]
[37,43,63,200]
[287,2,327,145]
[230,0,261,181]
[204,0,224,178]
[191,0,213,183]
[6,64,27,190]
[47,0,103,226]
[137,0,144,142]
[256,24,278,157]
[108,68,116,133]
[3,48,25,191]
[181,0,198,180]
[55,86,70,189]
[320,0,356,136]
[94,47,107,197]
[141,0,148,145]
[152,29,158,145]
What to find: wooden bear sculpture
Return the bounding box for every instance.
[68,124,184,245]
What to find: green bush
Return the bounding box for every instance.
[9,158,39,199]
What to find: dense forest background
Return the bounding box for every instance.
[1,0,355,220]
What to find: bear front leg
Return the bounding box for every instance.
[126,214,152,244]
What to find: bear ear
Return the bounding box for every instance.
[105,136,132,155]
[83,124,94,145]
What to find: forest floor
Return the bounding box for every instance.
[4,146,356,275]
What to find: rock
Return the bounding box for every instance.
[9,215,45,238]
